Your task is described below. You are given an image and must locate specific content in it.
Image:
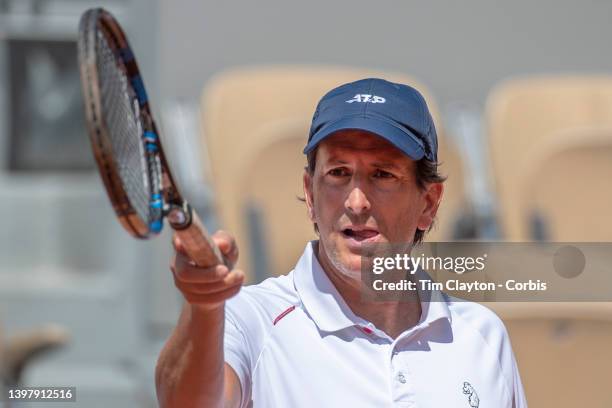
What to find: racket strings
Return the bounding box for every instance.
[96,28,152,225]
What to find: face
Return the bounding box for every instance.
[303,130,443,281]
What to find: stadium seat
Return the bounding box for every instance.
[200,66,464,280]
[489,302,612,407]
[0,324,68,387]
[516,127,612,241]
[485,76,612,240]
[487,84,612,406]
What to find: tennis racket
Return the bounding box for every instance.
[77,8,225,267]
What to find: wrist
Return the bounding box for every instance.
[189,302,225,322]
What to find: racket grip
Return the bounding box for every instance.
[169,206,228,268]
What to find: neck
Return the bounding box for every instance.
[314,241,422,339]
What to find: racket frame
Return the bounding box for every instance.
[78,8,187,239]
[78,8,226,268]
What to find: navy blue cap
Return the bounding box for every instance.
[303,78,438,162]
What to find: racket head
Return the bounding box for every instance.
[77,8,181,238]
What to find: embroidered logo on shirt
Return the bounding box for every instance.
[462,382,479,407]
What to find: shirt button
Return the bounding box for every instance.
[397,372,407,384]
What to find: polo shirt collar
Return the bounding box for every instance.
[293,241,365,332]
[414,267,453,328]
[293,241,452,334]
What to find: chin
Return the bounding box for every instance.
[333,262,362,281]
[329,247,363,280]
[320,234,373,280]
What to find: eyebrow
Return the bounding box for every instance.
[371,161,402,170]
[324,156,404,171]
[325,157,349,166]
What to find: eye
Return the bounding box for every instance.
[373,169,396,179]
[328,167,350,177]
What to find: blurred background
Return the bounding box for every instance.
[0,0,612,406]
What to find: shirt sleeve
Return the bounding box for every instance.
[511,353,528,408]
[224,286,276,408]
[224,305,252,408]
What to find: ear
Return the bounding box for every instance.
[303,170,315,221]
[416,182,444,231]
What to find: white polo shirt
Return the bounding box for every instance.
[224,242,527,407]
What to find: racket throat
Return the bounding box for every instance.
[165,203,193,230]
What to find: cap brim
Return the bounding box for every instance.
[303,115,426,160]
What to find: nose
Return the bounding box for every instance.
[345,186,371,215]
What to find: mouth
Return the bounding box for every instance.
[341,226,380,242]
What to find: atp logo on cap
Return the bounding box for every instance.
[345,94,386,104]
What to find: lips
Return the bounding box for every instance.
[341,227,380,241]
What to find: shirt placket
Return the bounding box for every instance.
[389,323,431,408]
[356,321,425,407]
[389,343,417,407]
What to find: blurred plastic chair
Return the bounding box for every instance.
[486,76,612,240]
[200,66,465,280]
[1,323,68,404]
[516,127,612,241]
[489,302,612,407]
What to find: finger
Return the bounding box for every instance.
[174,231,237,268]
[212,230,239,265]
[172,253,230,283]
[172,234,187,255]
[182,282,243,305]
[174,269,245,295]
[174,234,220,268]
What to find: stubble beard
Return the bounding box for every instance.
[322,238,363,282]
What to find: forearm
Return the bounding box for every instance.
[156,303,226,408]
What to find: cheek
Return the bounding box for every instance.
[376,191,425,240]
[312,183,346,225]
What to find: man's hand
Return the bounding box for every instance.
[171,230,245,311]
[158,230,244,408]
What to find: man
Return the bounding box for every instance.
[155,78,527,407]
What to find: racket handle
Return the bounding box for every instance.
[168,205,228,268]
